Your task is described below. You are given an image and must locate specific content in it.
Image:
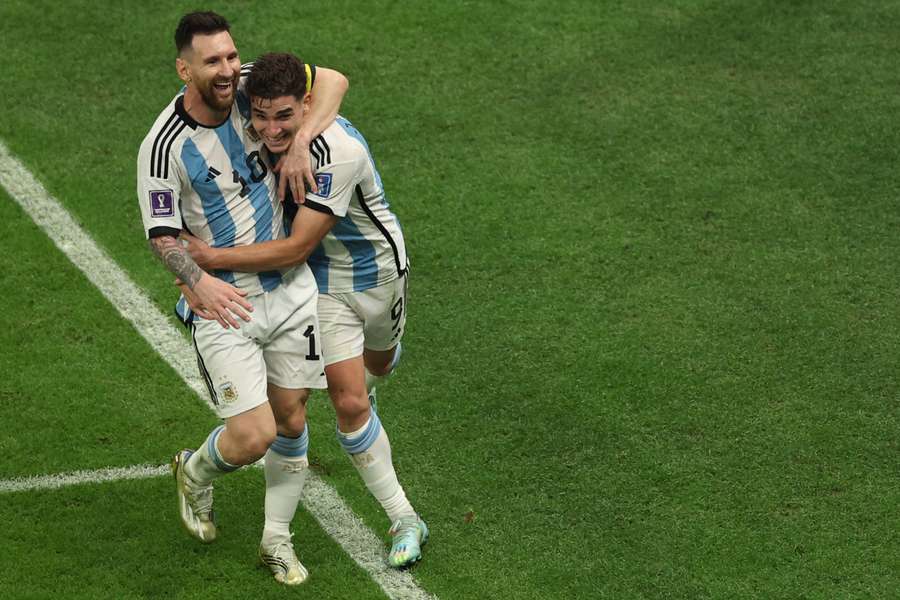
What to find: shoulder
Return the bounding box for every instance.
[138,95,195,177]
[310,118,367,170]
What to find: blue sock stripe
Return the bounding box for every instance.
[207,425,239,472]
[338,412,382,454]
[270,426,309,457]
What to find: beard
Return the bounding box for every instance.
[197,72,239,113]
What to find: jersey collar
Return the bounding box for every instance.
[175,95,232,130]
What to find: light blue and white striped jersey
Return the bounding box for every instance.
[137,74,289,300]
[300,116,408,294]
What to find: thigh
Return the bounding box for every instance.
[357,275,407,352]
[318,292,366,366]
[262,269,328,390]
[190,317,268,419]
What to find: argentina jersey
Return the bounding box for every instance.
[302,116,408,294]
[137,83,287,303]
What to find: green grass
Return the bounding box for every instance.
[0,472,383,599]
[0,191,216,478]
[1,0,899,598]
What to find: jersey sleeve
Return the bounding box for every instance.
[303,144,363,218]
[136,136,183,239]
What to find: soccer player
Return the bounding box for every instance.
[183,52,428,568]
[136,13,349,585]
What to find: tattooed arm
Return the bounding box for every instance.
[148,235,253,329]
[149,235,203,287]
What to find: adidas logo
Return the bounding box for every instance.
[204,166,221,183]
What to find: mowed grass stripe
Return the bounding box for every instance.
[0,139,436,600]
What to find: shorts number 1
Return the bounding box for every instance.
[303,325,320,360]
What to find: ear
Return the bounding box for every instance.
[301,92,312,114]
[176,56,191,85]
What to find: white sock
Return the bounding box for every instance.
[184,425,239,485]
[262,428,309,546]
[338,412,415,523]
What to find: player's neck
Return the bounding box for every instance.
[183,87,230,127]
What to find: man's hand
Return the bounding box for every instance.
[190,272,253,330]
[182,232,215,270]
[174,278,215,321]
[150,234,251,330]
[275,130,316,202]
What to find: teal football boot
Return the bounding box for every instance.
[387,515,428,568]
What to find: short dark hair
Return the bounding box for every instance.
[175,11,230,54]
[245,52,309,101]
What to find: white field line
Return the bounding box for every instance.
[0,464,170,493]
[0,139,436,600]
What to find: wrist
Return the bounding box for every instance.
[293,129,312,148]
[205,249,222,271]
[188,269,209,291]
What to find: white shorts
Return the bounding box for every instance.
[189,266,327,419]
[317,274,407,366]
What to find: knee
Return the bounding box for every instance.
[331,390,370,425]
[271,388,309,438]
[277,408,307,438]
[233,423,277,460]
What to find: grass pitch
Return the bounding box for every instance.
[1,1,898,598]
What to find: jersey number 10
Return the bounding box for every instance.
[232,151,268,198]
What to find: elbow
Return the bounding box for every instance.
[316,67,349,97]
[284,239,317,268]
[326,68,349,96]
[294,243,318,267]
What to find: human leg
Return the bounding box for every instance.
[360,275,408,406]
[254,270,326,584]
[363,343,402,412]
[326,357,425,566]
[174,315,275,543]
[328,357,413,522]
[256,385,310,585]
[174,401,277,543]
[320,283,425,566]
[364,344,399,379]
[261,385,309,545]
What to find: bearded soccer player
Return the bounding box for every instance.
[183,52,427,568]
[136,13,349,585]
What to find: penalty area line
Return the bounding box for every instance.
[0,138,437,600]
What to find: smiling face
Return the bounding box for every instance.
[177,30,241,118]
[250,93,308,154]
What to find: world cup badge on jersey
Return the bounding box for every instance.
[149,189,174,218]
[313,173,332,197]
[218,381,238,404]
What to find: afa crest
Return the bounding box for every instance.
[218,381,238,404]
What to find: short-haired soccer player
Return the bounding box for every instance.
[183,51,428,569]
[136,12,349,585]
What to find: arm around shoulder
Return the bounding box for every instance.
[302,67,349,143]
